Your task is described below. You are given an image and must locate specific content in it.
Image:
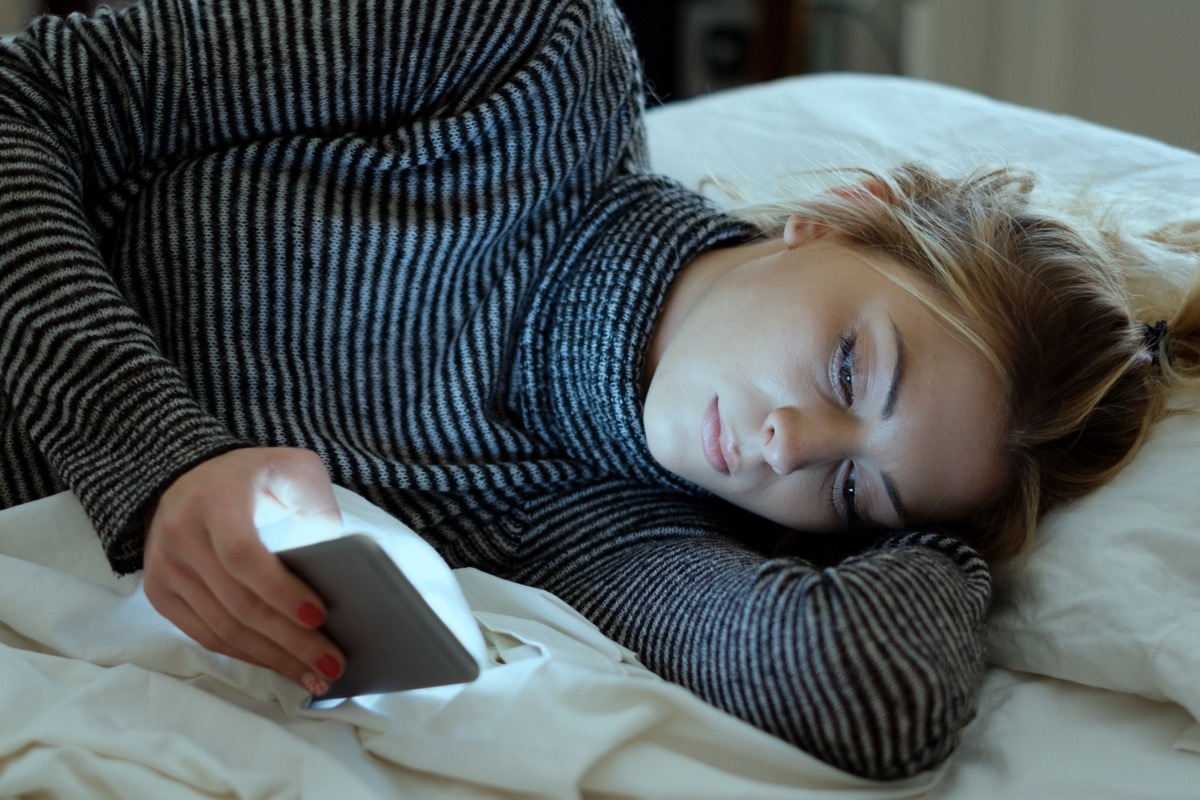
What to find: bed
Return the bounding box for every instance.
[3,73,1200,798]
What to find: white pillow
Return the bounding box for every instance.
[986,410,1200,723]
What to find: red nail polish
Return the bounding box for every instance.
[297,603,325,628]
[316,654,342,680]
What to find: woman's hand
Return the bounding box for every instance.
[143,447,346,695]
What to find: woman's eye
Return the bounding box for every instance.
[837,335,856,404]
[842,463,862,526]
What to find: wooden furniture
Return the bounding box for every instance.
[753,0,810,81]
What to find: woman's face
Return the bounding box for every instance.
[642,227,1007,533]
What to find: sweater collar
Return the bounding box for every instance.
[517,175,757,487]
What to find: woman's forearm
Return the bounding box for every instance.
[499,481,991,779]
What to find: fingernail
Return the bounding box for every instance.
[316,653,342,680]
[301,672,330,696]
[297,603,325,628]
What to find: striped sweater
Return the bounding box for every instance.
[0,0,990,779]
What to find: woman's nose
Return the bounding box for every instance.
[761,406,851,475]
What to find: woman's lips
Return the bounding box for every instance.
[702,396,729,474]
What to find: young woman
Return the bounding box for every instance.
[1,0,1195,780]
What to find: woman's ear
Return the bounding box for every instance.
[783,215,829,250]
[783,178,891,249]
[827,177,891,205]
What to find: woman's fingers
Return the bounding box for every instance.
[147,573,327,691]
[198,511,346,682]
[143,447,347,693]
[218,450,343,628]
[207,450,347,679]
[146,528,343,693]
[187,557,338,689]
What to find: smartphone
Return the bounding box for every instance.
[277,533,480,699]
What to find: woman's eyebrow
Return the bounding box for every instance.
[881,471,910,528]
[882,321,905,421]
[880,320,909,526]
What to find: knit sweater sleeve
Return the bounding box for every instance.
[0,0,577,572]
[500,481,992,780]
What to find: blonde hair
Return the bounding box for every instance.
[734,164,1200,564]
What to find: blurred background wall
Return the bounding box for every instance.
[905,0,1198,151]
[616,0,1198,151]
[0,0,37,32]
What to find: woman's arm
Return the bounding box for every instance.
[0,0,585,687]
[0,0,563,566]
[493,481,991,779]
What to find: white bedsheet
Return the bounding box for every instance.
[0,489,937,799]
[4,489,1200,798]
